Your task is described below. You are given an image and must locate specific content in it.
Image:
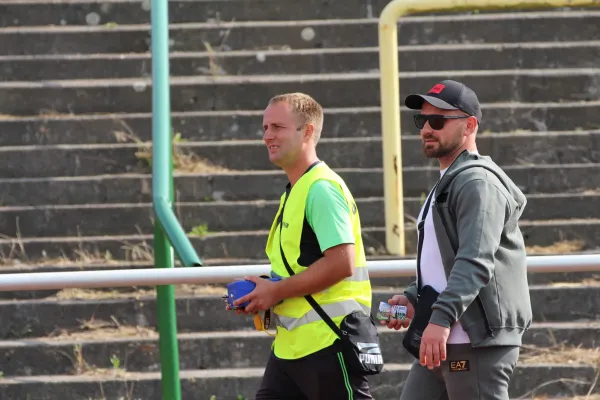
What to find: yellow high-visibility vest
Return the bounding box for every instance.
[265,162,372,360]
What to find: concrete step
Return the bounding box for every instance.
[1,193,599,237]
[5,0,594,27]
[1,69,599,115]
[1,11,599,55]
[2,41,600,81]
[3,0,599,26]
[1,219,598,261]
[2,102,600,146]
[0,322,597,376]
[0,363,596,399]
[0,0,408,26]
[0,285,598,339]
[1,131,599,178]
[1,164,598,205]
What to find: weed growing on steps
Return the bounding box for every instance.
[188,224,209,237]
[110,355,121,370]
[0,216,28,264]
[526,240,585,254]
[53,344,92,375]
[199,16,235,77]
[0,229,157,266]
[517,325,600,399]
[112,119,230,173]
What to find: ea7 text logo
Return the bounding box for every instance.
[449,360,470,372]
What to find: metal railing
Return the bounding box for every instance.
[378,0,600,256]
[1,254,599,399]
[0,255,599,292]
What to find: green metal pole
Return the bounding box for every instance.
[151,0,182,399]
[154,197,203,267]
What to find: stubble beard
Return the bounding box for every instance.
[422,141,455,159]
[422,131,464,159]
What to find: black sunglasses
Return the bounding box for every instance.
[413,114,470,130]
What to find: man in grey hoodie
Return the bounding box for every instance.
[383,80,533,400]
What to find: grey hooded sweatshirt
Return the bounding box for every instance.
[404,150,533,347]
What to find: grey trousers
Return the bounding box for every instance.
[399,344,520,400]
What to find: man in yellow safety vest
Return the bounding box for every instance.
[232,92,377,399]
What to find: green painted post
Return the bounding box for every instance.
[151,0,198,398]
[153,231,180,400]
[151,0,204,397]
[150,0,181,398]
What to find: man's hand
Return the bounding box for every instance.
[381,295,415,330]
[232,276,281,314]
[419,323,450,369]
[225,303,257,315]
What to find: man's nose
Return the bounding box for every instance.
[263,128,273,141]
[421,124,434,136]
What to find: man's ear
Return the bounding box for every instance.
[465,116,478,136]
[303,124,315,143]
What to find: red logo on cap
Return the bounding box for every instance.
[429,84,445,94]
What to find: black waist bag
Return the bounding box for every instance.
[318,304,384,375]
[402,284,440,359]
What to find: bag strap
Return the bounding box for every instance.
[278,191,345,339]
[416,179,440,294]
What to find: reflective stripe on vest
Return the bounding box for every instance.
[274,299,371,331]
[344,266,369,282]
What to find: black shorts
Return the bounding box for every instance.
[255,342,373,400]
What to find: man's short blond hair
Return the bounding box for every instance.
[268,92,324,144]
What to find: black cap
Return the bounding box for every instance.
[405,80,482,123]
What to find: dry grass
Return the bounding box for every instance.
[7,249,118,267]
[50,324,157,341]
[120,239,154,263]
[365,239,588,258]
[549,275,600,287]
[201,40,225,76]
[47,311,157,341]
[519,345,600,400]
[132,141,231,173]
[520,345,600,367]
[159,148,231,174]
[526,240,585,255]
[45,284,225,342]
[113,120,231,174]
[0,232,155,267]
[1,247,121,267]
[54,283,226,301]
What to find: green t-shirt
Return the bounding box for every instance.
[305,179,355,252]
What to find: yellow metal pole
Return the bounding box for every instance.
[378,2,404,256]
[378,0,600,256]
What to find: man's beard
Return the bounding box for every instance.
[421,137,461,159]
[421,142,456,158]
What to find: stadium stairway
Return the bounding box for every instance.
[0,1,598,398]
